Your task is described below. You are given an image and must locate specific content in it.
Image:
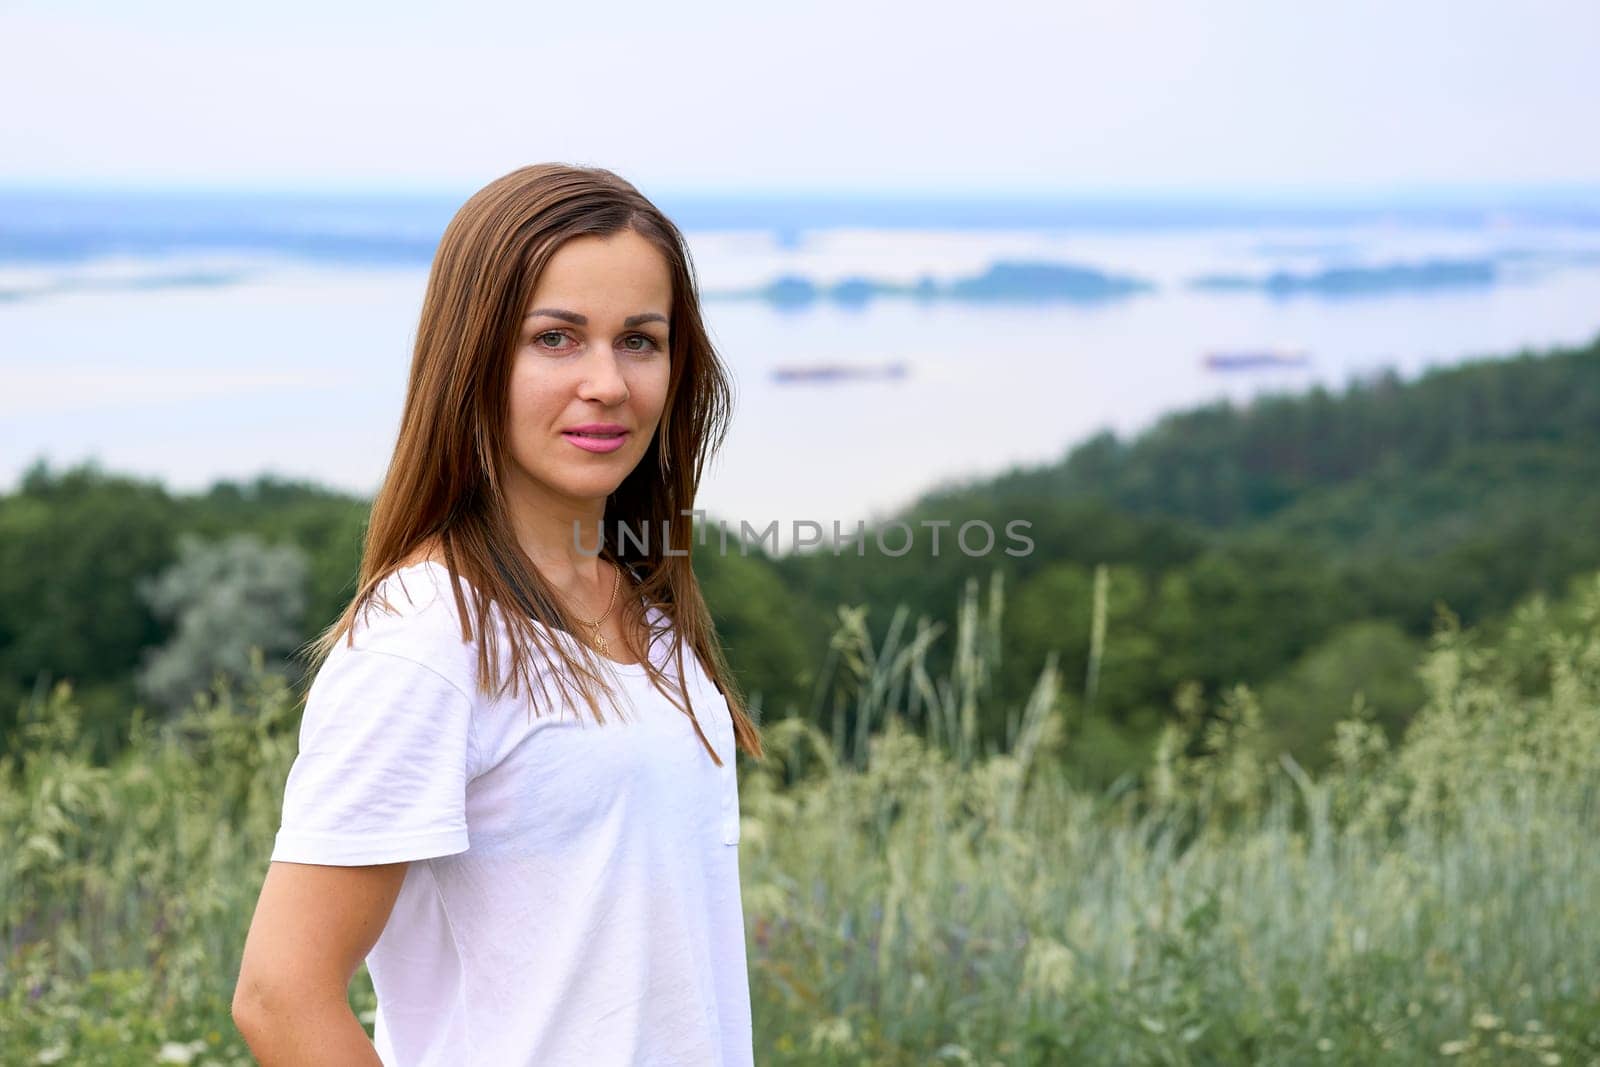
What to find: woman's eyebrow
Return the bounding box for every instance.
[525,308,668,328]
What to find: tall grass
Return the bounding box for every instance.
[3,571,1599,1065]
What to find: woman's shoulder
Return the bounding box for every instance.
[345,548,667,687]
[342,556,484,696]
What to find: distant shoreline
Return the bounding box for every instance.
[3,185,1600,273]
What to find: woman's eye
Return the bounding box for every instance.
[531,330,659,353]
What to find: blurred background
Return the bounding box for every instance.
[5,2,1600,1063]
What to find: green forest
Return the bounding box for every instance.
[4,332,1598,784]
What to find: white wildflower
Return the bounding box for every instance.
[806,1017,854,1054]
[1020,936,1076,998]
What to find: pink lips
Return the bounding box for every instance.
[561,424,629,454]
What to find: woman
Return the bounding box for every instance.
[231,163,764,1066]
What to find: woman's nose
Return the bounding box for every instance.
[578,349,630,404]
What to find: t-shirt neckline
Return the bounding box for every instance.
[394,559,653,676]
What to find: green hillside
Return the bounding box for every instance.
[3,332,1597,784]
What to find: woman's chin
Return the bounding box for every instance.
[556,471,631,503]
[514,458,639,507]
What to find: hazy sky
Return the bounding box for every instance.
[2,0,1597,195]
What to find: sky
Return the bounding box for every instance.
[1,0,1597,197]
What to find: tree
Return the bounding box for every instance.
[133,532,309,716]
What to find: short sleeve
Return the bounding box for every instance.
[270,644,480,866]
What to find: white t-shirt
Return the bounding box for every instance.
[269,560,753,1066]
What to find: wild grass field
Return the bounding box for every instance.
[3,569,1598,1065]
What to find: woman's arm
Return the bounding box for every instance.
[231,859,410,1065]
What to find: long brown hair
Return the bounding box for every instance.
[297,163,763,766]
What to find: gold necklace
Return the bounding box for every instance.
[572,560,621,657]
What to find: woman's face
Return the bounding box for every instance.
[505,228,674,509]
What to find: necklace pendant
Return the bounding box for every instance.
[590,626,609,656]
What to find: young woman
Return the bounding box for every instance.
[231,163,764,1065]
